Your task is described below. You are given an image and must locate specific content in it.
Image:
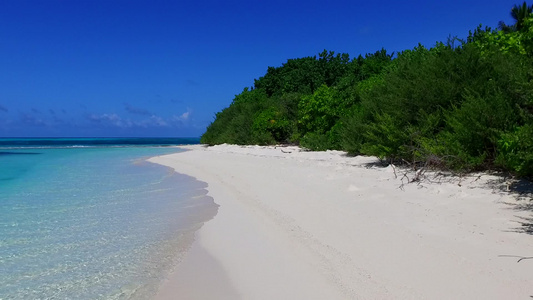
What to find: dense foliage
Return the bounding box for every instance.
[201,3,533,177]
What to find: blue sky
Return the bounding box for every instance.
[0,0,519,137]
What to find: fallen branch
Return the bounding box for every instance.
[391,164,398,179]
[411,168,425,182]
[499,255,533,263]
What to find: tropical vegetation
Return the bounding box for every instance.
[201,2,533,177]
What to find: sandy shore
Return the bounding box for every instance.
[150,144,533,299]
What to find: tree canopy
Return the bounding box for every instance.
[201,3,533,177]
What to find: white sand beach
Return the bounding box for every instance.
[150,144,533,299]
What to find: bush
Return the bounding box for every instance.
[341,41,533,172]
[496,124,533,176]
[298,84,344,135]
[251,108,291,144]
[300,132,330,151]
[437,91,518,169]
[340,104,369,154]
[359,113,409,159]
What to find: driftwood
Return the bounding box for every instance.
[274,146,293,154]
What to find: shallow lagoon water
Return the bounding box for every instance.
[0,141,217,299]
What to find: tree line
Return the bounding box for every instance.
[201,2,533,177]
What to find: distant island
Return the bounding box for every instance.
[201,2,533,178]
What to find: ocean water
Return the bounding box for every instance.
[0,138,218,299]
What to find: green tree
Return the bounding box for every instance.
[499,1,533,33]
[318,50,351,87]
[253,50,352,97]
[357,48,394,80]
[470,13,533,56]
[254,56,322,96]
[201,88,269,145]
[251,107,291,144]
[298,84,343,135]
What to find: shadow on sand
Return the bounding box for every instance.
[501,178,533,234]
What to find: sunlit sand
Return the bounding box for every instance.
[150,144,533,299]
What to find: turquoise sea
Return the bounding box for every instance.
[0,138,217,299]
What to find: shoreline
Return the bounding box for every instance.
[150,144,533,299]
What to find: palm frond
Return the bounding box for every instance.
[498,20,515,33]
[502,1,533,32]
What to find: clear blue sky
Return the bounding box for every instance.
[0,0,519,137]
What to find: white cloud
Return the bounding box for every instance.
[88,113,174,129]
[136,115,169,128]
[173,111,191,122]
[88,113,132,128]
[150,115,169,127]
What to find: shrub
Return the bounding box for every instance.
[340,104,369,154]
[298,84,344,135]
[251,108,291,144]
[496,124,533,176]
[300,132,330,151]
